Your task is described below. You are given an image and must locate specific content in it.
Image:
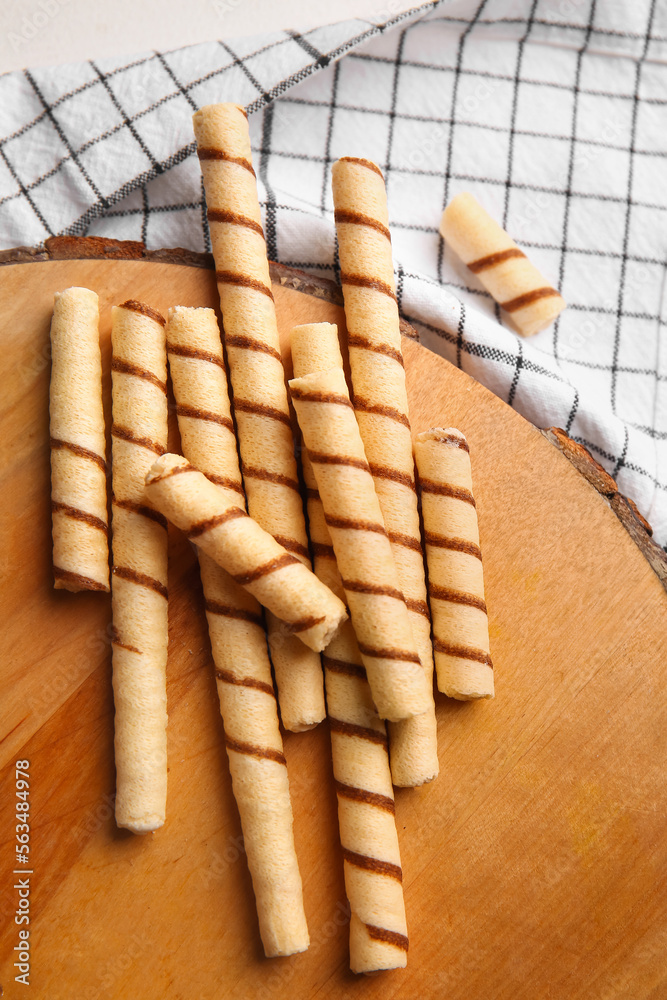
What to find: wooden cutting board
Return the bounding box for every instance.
[1,238,666,1000]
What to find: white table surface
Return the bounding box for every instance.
[0,0,416,75]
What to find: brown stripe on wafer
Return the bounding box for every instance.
[187,507,248,539]
[311,542,335,560]
[326,515,387,535]
[501,286,561,312]
[309,453,370,472]
[231,551,301,586]
[215,667,276,698]
[468,247,526,273]
[273,536,310,560]
[204,598,264,627]
[340,273,397,302]
[429,584,487,614]
[240,465,301,492]
[112,496,168,530]
[366,925,409,951]
[338,156,384,177]
[419,478,476,506]
[197,148,255,176]
[357,643,421,664]
[225,736,286,766]
[434,640,493,667]
[425,533,482,559]
[118,300,166,327]
[290,387,354,409]
[207,208,265,238]
[347,334,404,368]
[205,472,246,495]
[111,638,142,654]
[51,500,108,534]
[368,463,416,492]
[335,781,395,814]
[306,487,320,500]
[387,530,422,552]
[175,402,235,431]
[225,334,283,364]
[329,717,388,747]
[334,209,391,241]
[113,565,168,599]
[167,343,225,369]
[405,598,430,619]
[216,271,274,300]
[54,566,108,591]
[421,432,470,452]
[285,614,326,634]
[234,399,292,427]
[49,437,106,472]
[111,423,166,456]
[353,397,411,429]
[342,579,404,602]
[111,356,167,394]
[321,654,367,680]
[342,849,402,882]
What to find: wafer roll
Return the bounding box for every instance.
[415,428,494,700]
[167,306,308,956]
[292,323,408,972]
[193,101,325,731]
[49,287,109,592]
[110,300,169,833]
[440,192,565,337]
[332,158,438,786]
[290,367,430,722]
[145,454,347,651]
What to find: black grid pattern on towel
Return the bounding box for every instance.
[1,0,666,545]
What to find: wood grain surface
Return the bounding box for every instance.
[0,247,666,1000]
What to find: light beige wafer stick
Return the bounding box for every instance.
[332,158,438,787]
[292,322,408,972]
[145,454,347,652]
[290,366,430,723]
[440,191,566,337]
[110,300,169,833]
[193,101,325,732]
[49,286,109,592]
[166,306,308,957]
[415,428,494,700]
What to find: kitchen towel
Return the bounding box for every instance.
[1,0,666,544]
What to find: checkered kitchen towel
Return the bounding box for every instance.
[2,0,667,543]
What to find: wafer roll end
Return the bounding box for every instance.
[290,323,343,378]
[440,192,565,337]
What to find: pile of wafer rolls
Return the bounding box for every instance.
[45,102,498,974]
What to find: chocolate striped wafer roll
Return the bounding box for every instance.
[291,323,408,972]
[145,454,347,652]
[415,428,494,700]
[332,158,438,787]
[110,300,169,833]
[167,307,308,956]
[290,366,430,723]
[440,192,565,338]
[193,101,325,732]
[49,287,109,592]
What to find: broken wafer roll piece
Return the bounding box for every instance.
[145,454,347,652]
[440,192,566,337]
[415,428,494,700]
[332,157,438,787]
[167,306,308,957]
[193,100,325,732]
[110,300,169,833]
[290,366,431,723]
[291,323,408,973]
[49,287,109,592]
